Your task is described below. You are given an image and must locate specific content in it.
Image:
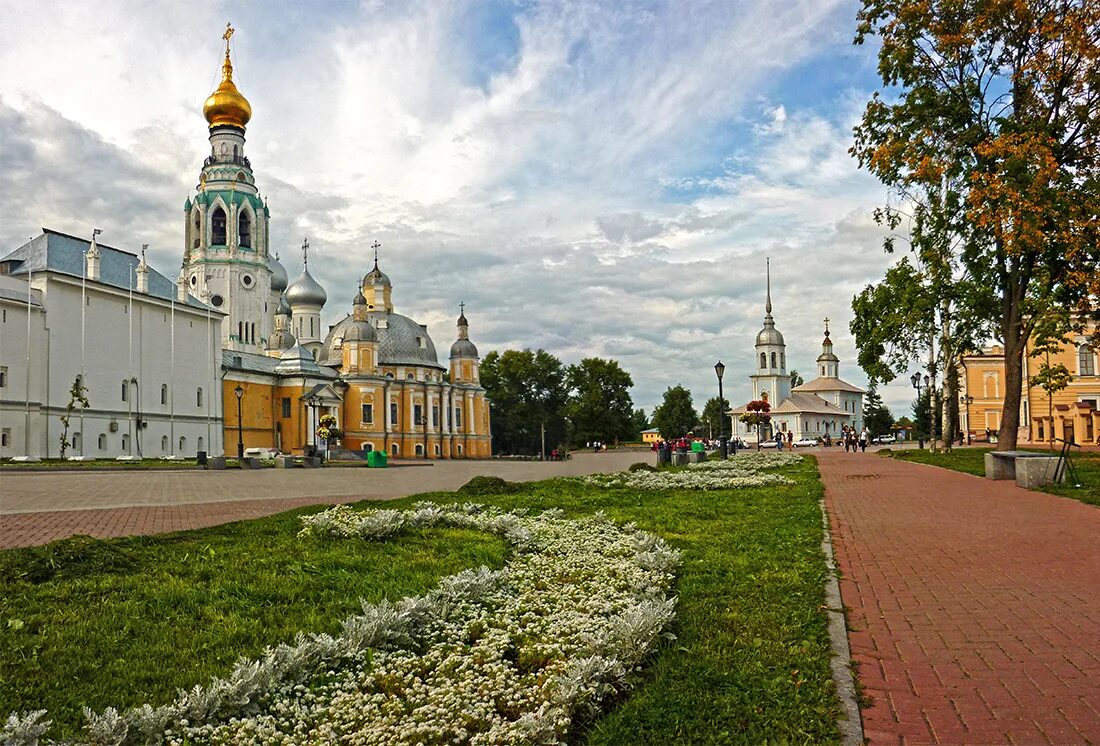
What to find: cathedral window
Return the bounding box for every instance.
[238,211,252,248]
[415,444,424,456]
[161,435,168,452]
[121,381,128,401]
[281,397,291,418]
[362,403,374,424]
[212,207,227,245]
[454,408,462,429]
[197,436,205,452]
[432,406,439,427]
[390,402,398,425]
[197,387,203,408]
[770,352,777,369]
[414,404,423,425]
[179,436,187,453]
[98,434,106,450]
[760,353,767,369]
[780,352,785,369]
[161,384,168,405]
[391,443,399,456]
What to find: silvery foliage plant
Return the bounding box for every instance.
[585,451,803,491]
[3,502,680,745]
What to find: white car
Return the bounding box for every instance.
[793,437,819,448]
[872,434,896,444]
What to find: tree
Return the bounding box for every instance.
[58,376,90,459]
[700,396,731,440]
[853,0,1100,450]
[912,389,932,442]
[862,384,894,436]
[481,349,569,455]
[629,408,650,440]
[1028,311,1075,448]
[789,369,805,388]
[564,357,636,446]
[652,386,696,440]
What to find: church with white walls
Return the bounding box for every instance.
[729,262,865,442]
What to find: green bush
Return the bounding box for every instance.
[458,476,521,495]
[628,462,657,473]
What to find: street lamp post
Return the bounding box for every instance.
[911,372,925,449]
[961,394,974,445]
[234,384,244,460]
[714,360,727,459]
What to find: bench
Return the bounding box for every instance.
[985,451,1062,489]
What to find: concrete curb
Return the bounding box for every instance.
[820,496,864,746]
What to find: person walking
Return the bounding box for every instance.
[775,431,784,451]
[787,431,794,448]
[859,427,869,453]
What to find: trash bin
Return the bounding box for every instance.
[367,450,388,468]
[691,440,705,453]
[197,450,208,468]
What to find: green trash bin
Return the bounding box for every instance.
[691,440,705,453]
[367,450,388,468]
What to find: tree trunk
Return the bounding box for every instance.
[999,310,1026,451]
[942,358,958,451]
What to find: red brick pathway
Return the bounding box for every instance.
[820,451,1100,745]
[0,494,375,549]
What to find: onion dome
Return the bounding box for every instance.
[450,338,479,358]
[203,25,252,130]
[363,259,391,287]
[274,342,321,374]
[275,292,291,316]
[343,319,376,343]
[285,268,327,307]
[267,327,296,352]
[268,254,288,293]
[353,287,367,306]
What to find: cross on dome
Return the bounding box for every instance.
[371,240,381,267]
[301,237,310,268]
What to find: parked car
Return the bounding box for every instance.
[793,437,819,447]
[871,434,896,444]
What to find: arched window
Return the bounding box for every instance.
[72,433,81,452]
[122,380,128,401]
[161,435,169,452]
[251,323,256,343]
[363,443,374,453]
[391,443,399,456]
[198,436,205,452]
[760,353,767,369]
[238,321,243,340]
[770,352,777,369]
[415,444,424,456]
[1080,345,1096,376]
[161,384,168,405]
[238,211,251,248]
[780,352,785,369]
[179,436,187,453]
[212,207,227,245]
[122,433,130,452]
[197,387,203,408]
[98,434,106,450]
[457,444,464,456]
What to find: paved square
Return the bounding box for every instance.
[820,451,1100,744]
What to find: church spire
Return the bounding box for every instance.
[765,256,772,315]
[816,316,840,378]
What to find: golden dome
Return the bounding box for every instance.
[203,24,251,129]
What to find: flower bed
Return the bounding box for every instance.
[2,503,680,745]
[585,451,803,491]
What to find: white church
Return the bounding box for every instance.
[730,262,865,442]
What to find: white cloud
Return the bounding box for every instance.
[1,0,926,417]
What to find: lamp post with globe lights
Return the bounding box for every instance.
[233,384,244,460]
[714,361,727,458]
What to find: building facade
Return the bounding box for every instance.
[960,324,1100,445]
[0,231,224,459]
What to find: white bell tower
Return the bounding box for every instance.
[749,258,790,404]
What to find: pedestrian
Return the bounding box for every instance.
[787,431,793,448]
[859,427,869,453]
[775,431,784,451]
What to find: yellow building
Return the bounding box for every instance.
[223,267,492,459]
[960,323,1099,445]
[641,428,661,444]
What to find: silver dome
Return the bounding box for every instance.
[275,293,291,316]
[268,255,288,293]
[274,342,321,374]
[343,319,377,343]
[450,338,478,358]
[286,268,327,307]
[755,326,785,346]
[364,264,391,287]
[321,312,442,368]
[267,326,296,351]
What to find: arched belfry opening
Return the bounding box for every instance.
[238,210,252,248]
[212,207,227,245]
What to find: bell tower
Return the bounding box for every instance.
[749,258,791,404]
[181,23,273,352]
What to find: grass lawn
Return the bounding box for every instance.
[887,447,1100,506]
[0,457,840,743]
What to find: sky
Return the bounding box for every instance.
[0,0,929,418]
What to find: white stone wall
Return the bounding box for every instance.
[0,276,48,458]
[0,272,224,459]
